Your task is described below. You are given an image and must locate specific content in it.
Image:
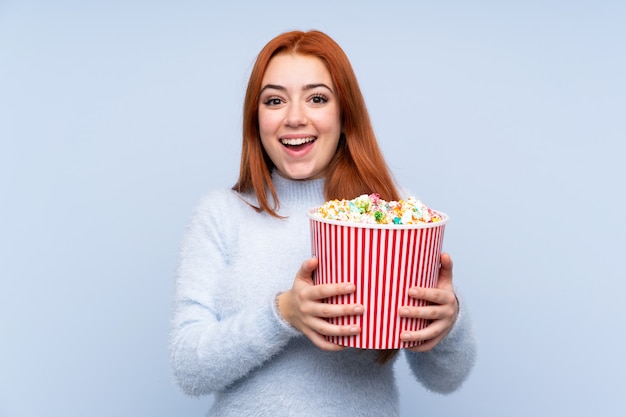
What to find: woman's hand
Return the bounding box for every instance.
[277,257,363,351]
[399,253,459,352]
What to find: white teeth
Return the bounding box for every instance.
[280,137,315,146]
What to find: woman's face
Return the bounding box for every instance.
[258,53,342,180]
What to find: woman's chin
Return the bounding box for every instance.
[276,167,324,181]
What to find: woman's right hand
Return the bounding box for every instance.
[277,257,363,351]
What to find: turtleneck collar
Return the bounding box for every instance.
[270,171,325,207]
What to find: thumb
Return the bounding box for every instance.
[437,252,454,290]
[296,257,318,283]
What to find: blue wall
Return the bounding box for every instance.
[1,1,624,416]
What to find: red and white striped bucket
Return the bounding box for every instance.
[307,209,448,349]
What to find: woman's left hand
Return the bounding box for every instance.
[399,252,459,352]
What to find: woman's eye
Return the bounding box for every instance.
[310,94,328,104]
[263,97,283,106]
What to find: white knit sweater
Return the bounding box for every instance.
[169,173,476,416]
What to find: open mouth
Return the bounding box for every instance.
[280,137,316,148]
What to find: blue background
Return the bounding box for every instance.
[1,1,625,416]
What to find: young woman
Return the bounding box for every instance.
[170,30,476,416]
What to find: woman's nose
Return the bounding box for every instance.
[284,103,307,127]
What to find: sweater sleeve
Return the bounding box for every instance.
[403,293,477,394]
[169,192,300,396]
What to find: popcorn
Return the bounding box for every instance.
[314,194,442,225]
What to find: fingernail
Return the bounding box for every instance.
[354,306,363,314]
[408,288,418,297]
[401,332,411,340]
[350,326,359,334]
[399,308,409,316]
[345,284,355,292]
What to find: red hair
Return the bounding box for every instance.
[232,30,400,215]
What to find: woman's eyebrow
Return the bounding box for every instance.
[260,83,334,94]
[303,83,333,92]
[260,84,285,93]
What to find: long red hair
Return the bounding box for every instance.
[232,30,400,215]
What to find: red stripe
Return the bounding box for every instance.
[407,229,418,343]
[376,229,384,349]
[390,229,405,347]
[310,220,316,283]
[422,228,433,335]
[430,227,439,287]
[333,225,341,327]
[320,222,325,285]
[359,227,367,348]
[398,229,411,347]
[321,222,327,285]
[365,228,375,348]
[339,227,352,332]
[374,228,381,349]
[415,229,424,336]
[317,222,321,282]
[383,229,395,348]
[387,229,394,349]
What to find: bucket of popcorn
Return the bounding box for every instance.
[307,194,448,349]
